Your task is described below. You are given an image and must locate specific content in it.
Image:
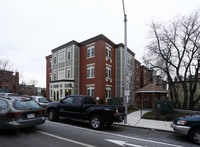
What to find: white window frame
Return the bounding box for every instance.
[106,64,112,82]
[87,85,95,98]
[58,68,65,80]
[53,72,57,81]
[53,56,57,64]
[67,48,71,60]
[58,51,65,63]
[106,44,112,62]
[49,59,52,68]
[106,85,112,99]
[87,45,95,58]
[87,64,95,79]
[67,66,71,79]
[49,73,52,82]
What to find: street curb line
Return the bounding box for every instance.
[114,123,175,133]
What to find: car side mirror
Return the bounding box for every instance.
[60,100,63,103]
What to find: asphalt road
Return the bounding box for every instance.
[0,119,198,147]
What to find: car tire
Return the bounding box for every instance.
[89,115,103,130]
[48,109,59,121]
[189,129,200,145]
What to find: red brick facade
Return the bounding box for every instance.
[80,39,115,101]
[0,70,19,93]
[45,55,52,98]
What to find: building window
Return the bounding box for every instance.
[106,64,112,82]
[87,64,95,78]
[53,72,56,80]
[54,56,57,64]
[130,74,133,83]
[50,90,52,97]
[136,78,139,89]
[58,68,65,80]
[106,86,111,99]
[106,45,112,59]
[58,51,65,63]
[127,56,132,65]
[49,59,52,68]
[60,89,63,97]
[87,86,95,98]
[67,66,71,79]
[87,45,95,58]
[137,65,139,75]
[49,74,52,82]
[67,48,71,60]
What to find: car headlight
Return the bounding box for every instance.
[177,120,187,125]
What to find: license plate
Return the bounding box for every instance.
[27,113,35,119]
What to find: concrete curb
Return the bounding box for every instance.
[114,123,175,133]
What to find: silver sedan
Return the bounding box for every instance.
[0,96,45,130]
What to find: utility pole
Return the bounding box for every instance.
[122,0,128,124]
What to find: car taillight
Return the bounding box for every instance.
[6,113,24,118]
[38,110,44,114]
[6,113,15,118]
[114,109,119,115]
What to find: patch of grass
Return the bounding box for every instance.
[128,108,137,114]
[143,111,173,121]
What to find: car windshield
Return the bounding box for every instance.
[13,100,40,110]
[38,98,49,103]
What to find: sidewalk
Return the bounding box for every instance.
[117,110,174,132]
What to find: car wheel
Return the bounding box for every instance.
[189,129,200,145]
[90,115,103,130]
[48,109,59,121]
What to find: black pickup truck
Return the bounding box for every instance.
[47,95,126,129]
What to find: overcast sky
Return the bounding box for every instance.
[0,0,200,87]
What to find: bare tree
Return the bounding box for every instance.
[143,11,200,109]
[0,59,12,86]
[28,79,39,87]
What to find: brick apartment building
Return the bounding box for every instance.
[0,70,19,93]
[46,34,135,105]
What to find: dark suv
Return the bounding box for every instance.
[171,115,200,145]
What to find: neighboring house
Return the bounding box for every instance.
[140,65,150,88]
[134,59,141,106]
[134,59,141,90]
[0,70,19,93]
[19,84,37,96]
[171,79,200,110]
[46,34,135,105]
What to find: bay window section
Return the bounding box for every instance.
[58,68,65,80]
[58,51,65,63]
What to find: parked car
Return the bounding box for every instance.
[30,96,50,113]
[0,93,18,97]
[47,95,126,130]
[171,115,200,145]
[0,96,45,130]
